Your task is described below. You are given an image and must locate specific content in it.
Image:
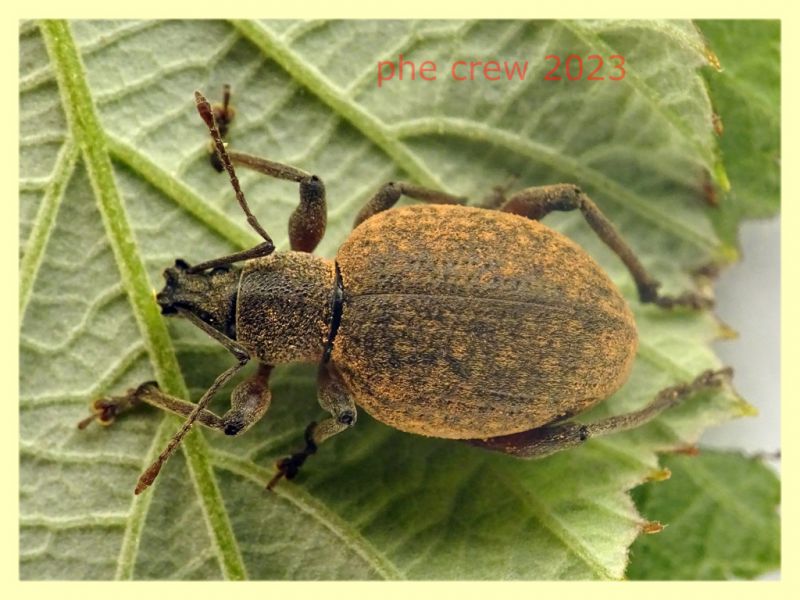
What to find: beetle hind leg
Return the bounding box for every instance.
[498,184,713,310]
[466,368,732,458]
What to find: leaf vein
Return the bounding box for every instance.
[209,448,405,581]
[39,20,247,581]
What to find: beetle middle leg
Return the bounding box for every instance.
[80,278,265,492]
[267,362,356,490]
[354,181,467,228]
[499,184,712,309]
[79,364,273,435]
[465,368,732,458]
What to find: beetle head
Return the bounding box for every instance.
[157,259,240,339]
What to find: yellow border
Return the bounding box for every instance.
[6,1,792,597]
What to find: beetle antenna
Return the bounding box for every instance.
[195,90,274,246]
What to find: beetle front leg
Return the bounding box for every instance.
[466,368,731,458]
[79,364,274,436]
[78,381,224,430]
[266,363,356,490]
[136,358,250,494]
[230,153,327,253]
[499,184,712,309]
[197,89,326,254]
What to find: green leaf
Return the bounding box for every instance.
[695,20,780,247]
[628,451,780,580]
[20,20,758,580]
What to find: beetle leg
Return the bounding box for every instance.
[465,368,732,458]
[136,358,250,494]
[82,362,273,432]
[499,184,713,310]
[266,362,356,490]
[227,153,327,253]
[219,363,274,436]
[197,89,326,253]
[78,381,224,430]
[479,175,520,209]
[354,181,467,228]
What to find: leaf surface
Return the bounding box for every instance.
[20,19,753,580]
[696,20,780,247]
[628,451,780,580]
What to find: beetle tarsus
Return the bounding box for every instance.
[77,382,153,429]
[654,291,714,310]
[266,422,318,491]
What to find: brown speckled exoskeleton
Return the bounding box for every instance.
[80,89,730,494]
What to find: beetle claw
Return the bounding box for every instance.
[77,397,119,429]
[265,469,285,491]
[265,454,304,491]
[266,458,295,491]
[265,426,319,491]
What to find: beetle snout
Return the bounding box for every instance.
[154,259,240,340]
[156,260,190,315]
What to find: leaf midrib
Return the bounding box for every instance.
[37,19,247,581]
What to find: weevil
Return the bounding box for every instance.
[80,89,730,494]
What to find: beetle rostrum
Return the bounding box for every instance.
[80,87,729,494]
[157,260,240,339]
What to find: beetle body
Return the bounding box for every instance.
[162,204,637,441]
[94,91,719,494]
